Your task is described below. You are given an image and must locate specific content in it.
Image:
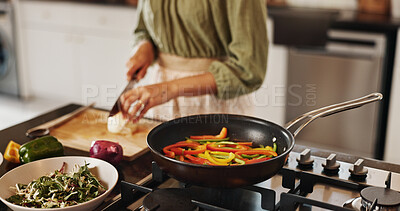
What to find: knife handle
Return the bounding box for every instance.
[123,71,139,92]
[109,72,139,117]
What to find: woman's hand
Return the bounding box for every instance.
[121,72,217,122]
[126,41,155,81]
[120,82,178,122]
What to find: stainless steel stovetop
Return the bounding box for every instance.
[104,149,400,211]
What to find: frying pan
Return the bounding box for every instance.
[147,93,382,188]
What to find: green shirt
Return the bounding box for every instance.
[134,0,269,99]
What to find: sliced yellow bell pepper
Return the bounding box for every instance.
[198,153,207,159]
[199,150,231,158]
[210,151,235,163]
[209,151,230,156]
[234,157,246,165]
[204,150,229,166]
[252,146,274,151]
[4,140,21,163]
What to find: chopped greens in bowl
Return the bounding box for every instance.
[6,162,106,209]
[0,156,118,211]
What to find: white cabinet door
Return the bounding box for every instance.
[20,1,73,29]
[71,4,137,35]
[75,33,132,108]
[20,1,138,103]
[23,29,81,101]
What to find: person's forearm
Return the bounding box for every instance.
[127,40,155,81]
[167,72,217,98]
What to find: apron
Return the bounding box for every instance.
[145,53,253,121]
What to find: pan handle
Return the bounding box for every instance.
[284,93,383,137]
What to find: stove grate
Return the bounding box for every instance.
[104,161,399,211]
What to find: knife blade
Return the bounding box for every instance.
[109,77,138,117]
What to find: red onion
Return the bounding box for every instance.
[90,140,123,165]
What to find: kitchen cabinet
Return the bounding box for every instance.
[77,34,130,108]
[19,1,137,105]
[23,29,80,100]
[20,1,73,27]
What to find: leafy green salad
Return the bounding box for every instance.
[6,163,106,208]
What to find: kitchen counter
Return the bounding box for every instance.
[0,104,154,182]
[1,104,400,210]
[268,6,400,29]
[0,104,153,210]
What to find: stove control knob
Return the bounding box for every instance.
[296,148,314,169]
[349,159,368,179]
[322,153,340,174]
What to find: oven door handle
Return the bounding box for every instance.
[291,46,380,60]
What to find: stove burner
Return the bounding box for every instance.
[360,187,400,210]
[142,188,197,211]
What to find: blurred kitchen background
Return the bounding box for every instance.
[1,0,400,163]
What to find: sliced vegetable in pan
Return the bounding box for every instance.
[163,127,278,165]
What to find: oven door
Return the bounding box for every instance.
[285,30,386,158]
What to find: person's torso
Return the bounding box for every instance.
[141,0,230,58]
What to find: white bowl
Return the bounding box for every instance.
[0,156,118,211]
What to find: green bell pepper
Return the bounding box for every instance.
[19,136,64,163]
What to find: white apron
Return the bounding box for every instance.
[145,53,253,121]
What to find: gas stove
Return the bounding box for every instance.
[104,148,400,211]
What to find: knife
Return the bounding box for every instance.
[109,74,138,117]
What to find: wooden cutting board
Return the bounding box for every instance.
[46,108,161,161]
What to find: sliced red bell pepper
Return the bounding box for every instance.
[183,144,207,155]
[184,154,214,165]
[169,144,207,156]
[245,157,271,164]
[169,147,185,155]
[176,155,184,161]
[235,150,278,157]
[164,150,175,158]
[235,142,253,146]
[190,127,228,140]
[175,140,199,145]
[207,143,249,153]
[163,142,201,158]
[225,144,251,149]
